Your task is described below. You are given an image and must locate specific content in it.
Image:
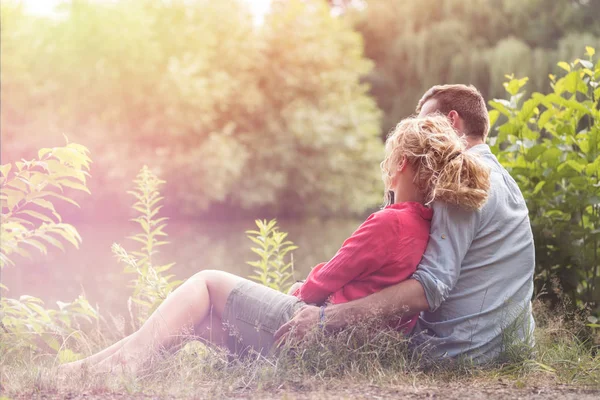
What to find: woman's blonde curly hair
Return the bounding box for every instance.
[381,115,490,210]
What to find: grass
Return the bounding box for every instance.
[1,300,599,399]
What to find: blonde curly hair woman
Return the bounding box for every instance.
[60,114,490,374]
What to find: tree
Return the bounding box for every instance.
[345,0,600,137]
[1,0,384,217]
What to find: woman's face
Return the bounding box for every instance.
[389,159,421,203]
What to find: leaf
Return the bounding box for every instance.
[18,295,44,304]
[0,164,12,177]
[127,235,148,245]
[49,227,82,249]
[15,209,56,223]
[578,59,593,70]
[488,100,511,117]
[154,263,175,273]
[503,77,528,96]
[56,179,91,194]
[31,198,62,222]
[22,239,48,255]
[537,108,555,129]
[41,192,80,208]
[557,61,571,72]
[52,147,87,168]
[67,143,91,155]
[586,46,595,57]
[37,233,66,252]
[38,148,53,160]
[3,189,26,210]
[561,159,586,173]
[532,181,546,195]
[488,110,500,128]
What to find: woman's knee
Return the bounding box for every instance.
[190,270,244,313]
[190,269,225,284]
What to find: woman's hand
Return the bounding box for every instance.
[274,305,320,345]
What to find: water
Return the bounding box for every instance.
[2,218,362,316]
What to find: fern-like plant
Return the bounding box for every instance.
[113,166,181,328]
[0,142,98,359]
[0,142,91,267]
[246,219,297,293]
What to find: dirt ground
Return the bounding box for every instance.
[8,383,600,400]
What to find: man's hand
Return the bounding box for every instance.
[274,279,429,348]
[274,304,320,345]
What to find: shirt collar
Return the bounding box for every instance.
[467,143,492,156]
[386,202,433,221]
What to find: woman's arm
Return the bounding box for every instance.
[293,210,399,305]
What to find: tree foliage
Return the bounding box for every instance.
[347,0,600,136]
[489,48,600,314]
[1,0,384,217]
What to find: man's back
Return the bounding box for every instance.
[412,144,535,362]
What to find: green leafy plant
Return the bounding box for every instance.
[0,142,91,267]
[0,142,98,358]
[489,47,600,314]
[247,219,298,293]
[113,166,181,328]
[0,294,98,360]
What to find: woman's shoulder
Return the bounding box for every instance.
[383,202,433,221]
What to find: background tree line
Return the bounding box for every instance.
[2,0,599,218]
[1,0,383,219]
[348,0,600,136]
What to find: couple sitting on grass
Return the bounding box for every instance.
[62,84,535,374]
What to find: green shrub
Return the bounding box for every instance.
[0,142,98,358]
[489,47,600,315]
[0,142,91,267]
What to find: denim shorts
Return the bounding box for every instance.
[222,280,305,357]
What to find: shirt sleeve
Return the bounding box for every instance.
[411,202,479,312]
[293,210,400,305]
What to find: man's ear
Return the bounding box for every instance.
[447,110,460,128]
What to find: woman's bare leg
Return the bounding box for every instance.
[60,311,228,373]
[61,270,243,374]
[59,335,131,371]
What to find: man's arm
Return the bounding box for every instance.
[274,278,428,342]
[411,202,479,311]
[323,278,429,328]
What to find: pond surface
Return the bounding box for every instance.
[2,218,362,316]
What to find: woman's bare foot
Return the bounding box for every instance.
[92,349,144,376]
[57,359,86,375]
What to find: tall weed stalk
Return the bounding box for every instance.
[246,219,297,293]
[114,166,181,329]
